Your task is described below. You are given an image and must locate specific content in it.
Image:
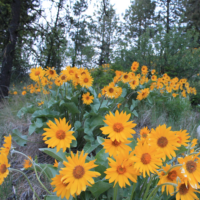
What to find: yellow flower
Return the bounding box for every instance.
[182,90,186,98]
[98,93,102,98]
[54,77,62,86]
[139,127,150,144]
[105,153,139,188]
[38,101,44,106]
[141,65,148,75]
[172,93,178,98]
[175,130,190,146]
[82,92,94,105]
[136,88,150,101]
[79,74,93,88]
[42,118,75,152]
[117,103,121,109]
[151,69,156,74]
[105,85,116,99]
[59,74,68,84]
[121,72,131,83]
[131,61,139,72]
[149,124,180,161]
[51,174,71,199]
[102,138,132,157]
[132,142,163,177]
[21,91,26,95]
[0,153,10,185]
[151,75,157,81]
[100,110,136,142]
[60,151,100,196]
[129,78,139,90]
[157,164,183,195]
[45,67,57,80]
[0,135,12,156]
[176,181,200,200]
[29,66,45,82]
[178,155,200,189]
[54,160,59,168]
[13,91,18,95]
[23,156,33,169]
[115,87,123,98]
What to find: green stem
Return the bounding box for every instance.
[139,176,148,197]
[13,150,52,195]
[146,183,177,200]
[130,182,137,200]
[113,184,119,200]
[142,175,154,199]
[98,95,105,111]
[10,168,41,200]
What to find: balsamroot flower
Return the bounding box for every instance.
[43,118,75,152]
[59,151,100,196]
[100,110,136,142]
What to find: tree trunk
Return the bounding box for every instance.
[0,0,21,100]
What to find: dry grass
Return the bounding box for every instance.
[0,94,54,200]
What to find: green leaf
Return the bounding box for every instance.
[35,118,43,128]
[97,136,104,144]
[83,141,100,154]
[47,99,57,108]
[71,139,77,147]
[35,164,58,179]
[12,129,27,146]
[32,109,60,119]
[128,138,137,150]
[39,148,68,161]
[176,145,187,156]
[95,148,109,167]
[74,121,81,130]
[89,180,112,198]
[60,102,80,114]
[45,195,72,200]
[28,124,36,135]
[95,149,109,178]
[132,110,138,117]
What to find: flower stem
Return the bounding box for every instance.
[13,150,52,195]
[130,182,137,199]
[10,168,41,200]
[113,184,119,200]
[146,183,177,200]
[142,175,154,199]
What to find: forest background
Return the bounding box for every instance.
[0,0,200,101]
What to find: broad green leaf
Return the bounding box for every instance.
[128,138,137,150]
[89,180,112,198]
[12,129,27,146]
[71,139,77,147]
[35,164,58,179]
[90,115,104,128]
[95,149,109,178]
[122,88,127,97]
[35,118,44,128]
[83,141,100,154]
[45,195,72,200]
[47,99,57,108]
[39,148,68,161]
[17,107,28,118]
[60,102,80,114]
[28,124,36,135]
[32,109,60,119]
[132,110,138,117]
[176,145,187,156]
[74,121,81,130]
[97,136,104,144]
[95,148,108,167]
